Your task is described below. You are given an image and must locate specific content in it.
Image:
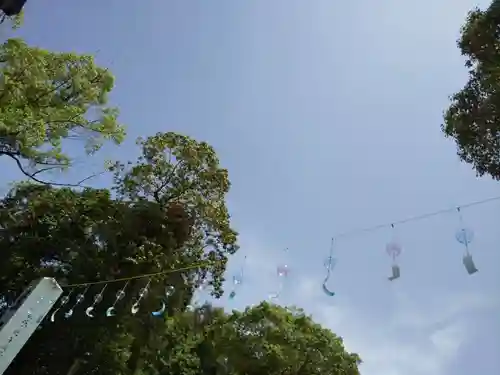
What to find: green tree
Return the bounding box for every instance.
[0,132,238,375]
[110,132,238,297]
[145,302,362,375]
[442,0,500,179]
[109,132,238,374]
[0,38,126,184]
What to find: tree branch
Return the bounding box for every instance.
[1,151,104,187]
[153,161,182,203]
[30,165,63,177]
[27,69,107,108]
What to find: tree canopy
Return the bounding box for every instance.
[0,38,126,182]
[145,302,361,375]
[442,0,500,179]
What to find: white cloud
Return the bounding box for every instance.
[300,283,496,375]
[391,289,498,331]
[429,323,465,360]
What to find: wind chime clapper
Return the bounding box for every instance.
[322,238,336,297]
[386,224,402,281]
[455,207,479,275]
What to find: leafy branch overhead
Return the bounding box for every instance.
[110,132,239,297]
[0,38,126,184]
[442,0,500,179]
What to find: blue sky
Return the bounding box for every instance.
[3,0,500,374]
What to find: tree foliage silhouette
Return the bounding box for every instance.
[443,0,500,179]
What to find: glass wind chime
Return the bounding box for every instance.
[386,224,402,281]
[455,207,478,275]
[229,256,247,299]
[185,277,213,326]
[187,277,210,311]
[49,279,176,322]
[269,248,290,301]
[322,238,337,297]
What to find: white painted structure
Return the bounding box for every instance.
[0,278,63,375]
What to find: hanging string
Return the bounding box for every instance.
[50,290,73,322]
[386,224,402,263]
[331,194,500,240]
[106,281,130,317]
[386,224,402,281]
[455,207,473,255]
[457,207,464,227]
[85,284,107,318]
[131,280,151,315]
[454,207,479,275]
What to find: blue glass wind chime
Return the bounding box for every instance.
[186,277,210,314]
[229,256,247,299]
[49,279,177,322]
[322,238,336,296]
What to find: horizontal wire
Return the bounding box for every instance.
[333,194,500,240]
[62,260,214,288]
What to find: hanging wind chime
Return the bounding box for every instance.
[50,291,72,322]
[386,224,402,281]
[455,207,478,275]
[187,277,209,313]
[152,285,175,317]
[86,285,107,318]
[106,281,129,317]
[322,238,337,297]
[229,256,247,299]
[131,280,151,315]
[269,248,289,301]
